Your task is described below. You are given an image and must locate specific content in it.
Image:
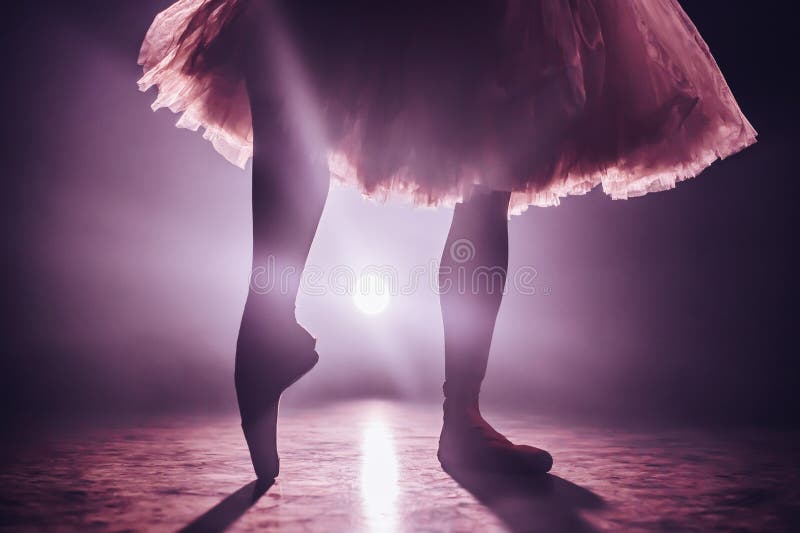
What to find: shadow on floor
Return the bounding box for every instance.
[445,466,605,533]
[180,479,272,533]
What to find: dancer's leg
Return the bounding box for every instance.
[235,106,330,480]
[438,188,552,473]
[440,190,510,395]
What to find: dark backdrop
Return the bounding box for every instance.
[2,1,798,428]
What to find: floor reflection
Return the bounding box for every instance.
[2,401,798,531]
[360,409,400,532]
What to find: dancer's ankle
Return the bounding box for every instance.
[442,380,483,422]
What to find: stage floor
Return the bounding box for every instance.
[2,401,799,532]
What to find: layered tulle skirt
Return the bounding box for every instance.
[138,0,756,213]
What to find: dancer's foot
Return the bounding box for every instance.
[237,323,318,480]
[438,403,553,475]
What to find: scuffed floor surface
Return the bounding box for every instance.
[1,401,799,532]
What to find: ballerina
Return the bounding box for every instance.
[138,0,756,480]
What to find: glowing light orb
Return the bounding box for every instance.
[354,273,391,315]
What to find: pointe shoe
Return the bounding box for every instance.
[438,403,553,475]
[237,323,319,480]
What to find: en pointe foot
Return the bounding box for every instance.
[237,325,319,481]
[242,403,281,481]
[437,406,553,475]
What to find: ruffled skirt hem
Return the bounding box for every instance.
[138,0,756,215]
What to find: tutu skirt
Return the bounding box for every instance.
[138,0,756,213]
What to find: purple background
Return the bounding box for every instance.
[2,1,797,428]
